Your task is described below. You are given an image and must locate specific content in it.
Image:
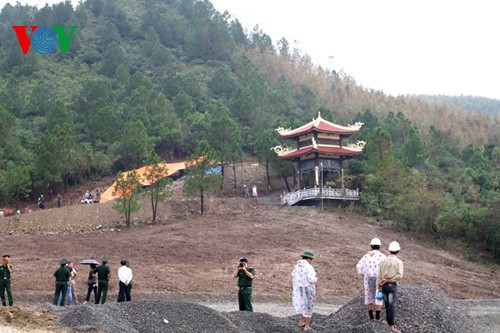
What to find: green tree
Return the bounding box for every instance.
[398,126,428,168]
[254,130,280,188]
[142,154,173,223]
[210,66,236,98]
[36,123,83,192]
[183,140,223,214]
[173,90,195,120]
[205,101,243,187]
[121,120,151,169]
[112,171,142,227]
[4,163,32,209]
[361,127,397,215]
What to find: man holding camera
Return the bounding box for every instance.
[232,257,255,312]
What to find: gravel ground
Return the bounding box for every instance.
[47,285,483,333]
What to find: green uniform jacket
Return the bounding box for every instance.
[0,265,12,279]
[237,267,255,287]
[93,264,111,281]
[53,267,71,281]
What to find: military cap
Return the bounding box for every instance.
[101,256,109,262]
[60,258,68,265]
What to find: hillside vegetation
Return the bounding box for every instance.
[418,94,500,116]
[0,0,498,261]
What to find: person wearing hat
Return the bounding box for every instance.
[93,257,111,304]
[53,258,71,306]
[292,250,317,331]
[0,255,14,306]
[232,257,255,311]
[356,238,387,322]
[377,241,404,333]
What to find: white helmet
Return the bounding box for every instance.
[370,238,381,246]
[388,241,401,252]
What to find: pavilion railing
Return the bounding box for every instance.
[280,187,359,206]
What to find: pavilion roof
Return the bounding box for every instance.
[276,145,364,160]
[277,113,363,138]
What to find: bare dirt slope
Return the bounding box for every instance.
[1,160,498,301]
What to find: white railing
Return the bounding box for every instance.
[280,187,359,206]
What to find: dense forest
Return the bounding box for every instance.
[0,0,498,261]
[418,94,500,116]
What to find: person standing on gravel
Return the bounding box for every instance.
[356,238,386,322]
[93,257,111,304]
[53,258,71,306]
[0,255,14,306]
[117,259,133,302]
[233,257,255,312]
[292,250,317,331]
[377,241,404,333]
[67,261,78,305]
[83,264,98,304]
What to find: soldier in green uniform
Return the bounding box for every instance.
[93,256,111,304]
[232,257,255,312]
[0,255,14,306]
[53,258,71,306]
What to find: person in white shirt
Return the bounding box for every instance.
[117,260,133,302]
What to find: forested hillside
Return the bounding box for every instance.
[0,0,498,261]
[418,94,500,116]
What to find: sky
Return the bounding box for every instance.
[16,0,500,100]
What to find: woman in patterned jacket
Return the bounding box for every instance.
[292,250,317,331]
[356,238,387,322]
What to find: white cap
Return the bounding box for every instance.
[370,238,381,246]
[388,241,401,252]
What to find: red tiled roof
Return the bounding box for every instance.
[279,114,360,138]
[278,146,363,159]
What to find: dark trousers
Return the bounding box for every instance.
[238,287,253,312]
[54,281,68,306]
[117,281,132,302]
[0,279,13,306]
[85,284,97,302]
[95,280,108,304]
[382,283,398,326]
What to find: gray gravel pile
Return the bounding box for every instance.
[224,311,299,333]
[56,285,477,332]
[60,301,239,333]
[315,285,475,333]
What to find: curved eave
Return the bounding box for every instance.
[279,116,361,138]
[277,146,363,159]
[280,127,359,138]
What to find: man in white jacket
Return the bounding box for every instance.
[117,260,133,302]
[356,238,386,322]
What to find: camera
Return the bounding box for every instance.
[239,263,244,267]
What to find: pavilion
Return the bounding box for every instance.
[272,113,365,206]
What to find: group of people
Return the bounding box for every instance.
[81,189,101,204]
[356,238,404,332]
[233,239,403,333]
[53,257,132,306]
[243,184,258,198]
[36,193,63,209]
[2,242,402,332]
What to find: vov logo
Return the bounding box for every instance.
[12,25,77,55]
